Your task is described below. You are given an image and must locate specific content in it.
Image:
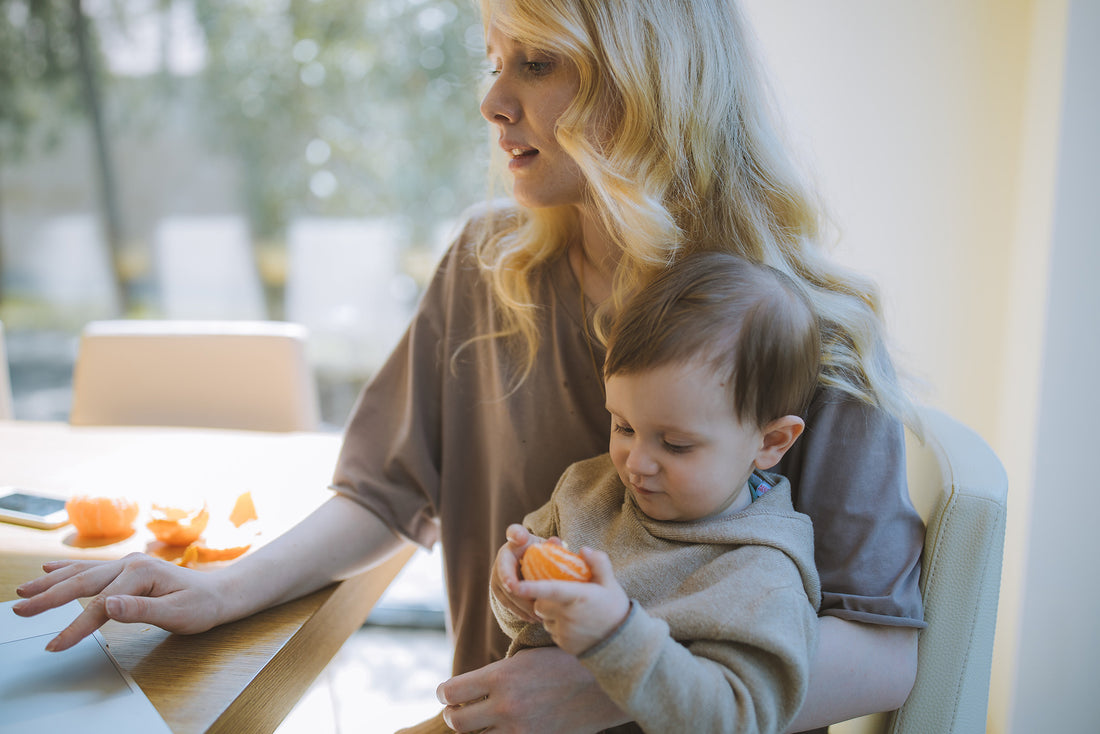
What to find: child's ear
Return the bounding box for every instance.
[754,416,805,470]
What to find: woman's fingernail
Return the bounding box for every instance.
[45,638,60,652]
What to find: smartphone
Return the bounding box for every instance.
[0,488,70,529]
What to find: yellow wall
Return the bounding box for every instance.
[742,1,1098,731]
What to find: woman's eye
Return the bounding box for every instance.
[525,61,552,74]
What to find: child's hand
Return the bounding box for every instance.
[515,548,630,656]
[491,524,541,623]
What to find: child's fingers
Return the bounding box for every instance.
[580,548,612,577]
[516,578,583,606]
[505,524,530,546]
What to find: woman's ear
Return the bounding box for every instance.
[754,415,805,470]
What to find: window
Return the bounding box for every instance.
[0,0,488,427]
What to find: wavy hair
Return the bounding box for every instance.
[473,0,919,431]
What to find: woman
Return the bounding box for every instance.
[15,0,925,731]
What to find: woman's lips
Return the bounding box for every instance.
[502,142,538,170]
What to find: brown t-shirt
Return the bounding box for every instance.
[332,210,925,677]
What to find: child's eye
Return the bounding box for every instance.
[663,441,693,454]
[613,423,634,436]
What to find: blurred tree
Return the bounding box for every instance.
[0,0,135,312]
[192,0,487,247]
[1,0,488,320]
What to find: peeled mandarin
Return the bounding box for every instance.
[65,495,139,538]
[147,502,209,546]
[520,541,592,582]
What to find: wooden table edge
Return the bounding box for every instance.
[208,544,418,734]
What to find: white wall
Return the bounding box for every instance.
[1008,1,1100,730]
[741,1,1100,731]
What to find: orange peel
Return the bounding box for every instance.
[147,502,209,546]
[176,492,261,567]
[229,491,258,528]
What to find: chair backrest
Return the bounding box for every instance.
[69,320,320,432]
[834,407,1008,734]
[0,321,13,420]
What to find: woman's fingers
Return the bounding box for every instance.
[13,553,218,651]
[15,559,90,599]
[437,659,494,706]
[13,558,125,615]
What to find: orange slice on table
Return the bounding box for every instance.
[520,541,593,582]
[66,495,140,538]
[147,502,209,546]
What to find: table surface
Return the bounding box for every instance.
[0,421,415,734]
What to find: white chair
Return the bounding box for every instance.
[69,320,320,432]
[835,407,1008,734]
[153,216,266,320]
[0,321,13,420]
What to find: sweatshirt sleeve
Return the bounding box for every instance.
[579,549,818,734]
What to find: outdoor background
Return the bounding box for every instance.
[1,0,487,428]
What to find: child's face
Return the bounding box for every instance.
[605,361,766,522]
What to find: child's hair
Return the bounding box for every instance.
[604,252,821,428]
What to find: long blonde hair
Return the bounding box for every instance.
[473,0,919,431]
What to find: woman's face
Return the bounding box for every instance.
[480,23,587,211]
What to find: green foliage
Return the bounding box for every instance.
[0,0,90,161]
[191,0,488,241]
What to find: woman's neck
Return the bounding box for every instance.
[570,211,618,305]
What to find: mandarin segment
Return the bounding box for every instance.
[65,495,140,538]
[520,541,592,582]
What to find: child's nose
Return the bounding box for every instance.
[626,447,658,477]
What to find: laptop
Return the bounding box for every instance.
[0,599,172,733]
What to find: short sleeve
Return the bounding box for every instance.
[776,389,926,628]
[327,243,460,548]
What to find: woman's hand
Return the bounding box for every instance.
[515,548,629,656]
[437,645,630,733]
[12,496,406,653]
[491,524,541,623]
[12,553,229,651]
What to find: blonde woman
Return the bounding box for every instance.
[16,1,924,731]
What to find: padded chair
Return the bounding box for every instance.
[69,320,320,432]
[0,321,13,420]
[834,407,1008,734]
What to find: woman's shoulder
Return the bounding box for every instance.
[451,198,526,247]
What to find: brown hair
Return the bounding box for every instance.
[604,252,821,428]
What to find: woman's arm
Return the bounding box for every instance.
[787,617,918,733]
[437,616,917,733]
[14,494,405,651]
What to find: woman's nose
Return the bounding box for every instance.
[480,76,519,124]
